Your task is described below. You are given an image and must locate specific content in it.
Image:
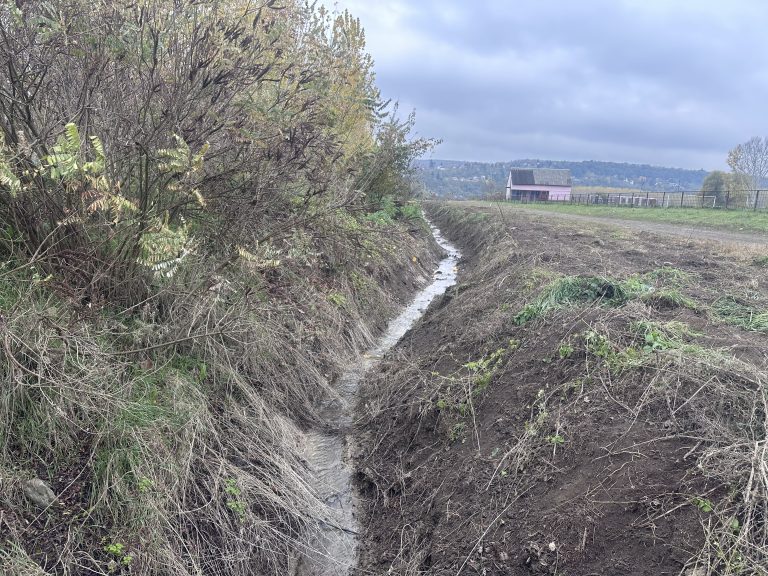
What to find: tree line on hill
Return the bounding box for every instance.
[416,139,768,209]
[414,159,708,198]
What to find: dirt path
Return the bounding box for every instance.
[493,205,768,246]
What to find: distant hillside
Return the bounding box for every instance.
[415,159,709,198]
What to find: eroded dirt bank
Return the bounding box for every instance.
[355,204,768,575]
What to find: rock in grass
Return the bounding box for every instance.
[23,478,57,508]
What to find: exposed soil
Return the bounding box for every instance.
[354,204,768,575]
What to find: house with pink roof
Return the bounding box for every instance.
[505,168,572,202]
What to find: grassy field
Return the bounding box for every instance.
[469,200,768,234]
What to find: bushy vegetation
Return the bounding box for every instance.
[0,0,434,301]
[0,1,435,574]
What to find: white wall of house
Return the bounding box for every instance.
[505,184,572,201]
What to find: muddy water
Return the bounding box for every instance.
[296,223,460,576]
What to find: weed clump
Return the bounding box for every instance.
[631,320,701,352]
[433,340,520,447]
[712,296,768,332]
[513,266,700,324]
[640,265,690,285]
[640,288,697,310]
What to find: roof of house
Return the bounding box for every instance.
[507,168,572,187]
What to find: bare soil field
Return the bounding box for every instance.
[354,203,768,575]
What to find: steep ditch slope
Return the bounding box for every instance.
[355,204,768,576]
[0,217,441,576]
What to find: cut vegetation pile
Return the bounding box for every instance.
[713,296,768,332]
[355,203,768,575]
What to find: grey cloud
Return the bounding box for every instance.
[339,0,768,169]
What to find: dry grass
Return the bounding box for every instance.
[0,214,437,575]
[578,317,768,575]
[0,268,328,575]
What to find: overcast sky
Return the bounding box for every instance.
[327,0,768,170]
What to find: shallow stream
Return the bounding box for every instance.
[296,222,460,575]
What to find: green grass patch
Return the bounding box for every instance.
[584,321,705,372]
[513,275,651,325]
[495,202,768,234]
[640,266,690,285]
[520,266,560,295]
[327,291,347,307]
[636,267,698,310]
[631,320,701,352]
[0,275,22,309]
[640,288,698,310]
[712,296,768,332]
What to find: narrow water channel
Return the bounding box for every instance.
[296,222,460,576]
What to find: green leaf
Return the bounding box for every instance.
[64,122,81,154]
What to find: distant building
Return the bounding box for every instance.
[505,168,572,202]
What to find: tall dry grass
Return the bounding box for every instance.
[0,212,438,575]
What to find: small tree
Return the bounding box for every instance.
[701,170,729,205]
[726,172,752,209]
[727,137,768,192]
[358,108,439,207]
